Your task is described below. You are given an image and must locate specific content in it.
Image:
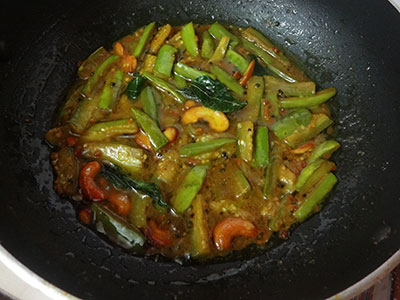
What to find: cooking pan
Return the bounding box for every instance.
[1,0,400,299]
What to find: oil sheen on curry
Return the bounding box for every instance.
[46,22,339,259]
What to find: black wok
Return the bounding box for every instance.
[1,0,400,299]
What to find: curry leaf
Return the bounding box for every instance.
[101,165,168,208]
[180,76,247,113]
[124,75,147,100]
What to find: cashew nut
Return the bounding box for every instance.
[213,217,257,251]
[163,127,179,143]
[181,106,229,132]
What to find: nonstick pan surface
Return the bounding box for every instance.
[0,0,400,299]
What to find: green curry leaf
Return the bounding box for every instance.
[101,165,168,209]
[180,76,247,113]
[124,75,147,100]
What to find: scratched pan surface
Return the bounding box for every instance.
[0,0,400,299]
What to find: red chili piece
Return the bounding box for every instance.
[79,161,107,201]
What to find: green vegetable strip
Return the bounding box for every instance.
[236,121,254,162]
[232,167,251,198]
[265,91,280,118]
[78,46,109,80]
[294,173,337,220]
[69,98,99,134]
[241,39,297,83]
[134,22,156,57]
[83,142,145,175]
[181,22,199,56]
[131,108,169,151]
[98,69,124,109]
[242,27,290,67]
[263,154,281,199]
[154,44,177,78]
[208,36,230,63]
[226,49,249,73]
[173,73,187,89]
[91,203,145,252]
[190,195,211,257]
[180,138,236,157]
[241,76,264,122]
[298,161,335,195]
[211,66,245,95]
[208,22,240,48]
[270,108,313,140]
[296,159,324,191]
[140,86,158,122]
[82,119,138,141]
[82,55,119,96]
[129,193,150,228]
[174,62,216,81]
[308,140,341,163]
[269,194,289,231]
[284,114,333,148]
[264,76,316,96]
[253,126,269,167]
[171,165,208,214]
[201,31,214,59]
[280,87,337,109]
[143,72,186,103]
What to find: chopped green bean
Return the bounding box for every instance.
[154,44,177,78]
[211,66,245,95]
[270,108,313,140]
[131,108,169,151]
[296,159,324,191]
[173,73,188,89]
[284,114,333,148]
[294,173,337,220]
[208,22,240,48]
[190,194,211,257]
[142,71,186,103]
[82,119,138,141]
[82,55,119,97]
[180,138,236,157]
[242,27,290,67]
[134,22,156,57]
[98,69,124,110]
[208,36,230,64]
[239,76,264,122]
[181,22,199,56]
[280,87,337,109]
[253,126,269,167]
[140,86,159,122]
[226,49,249,73]
[264,76,316,96]
[174,62,216,81]
[201,31,214,59]
[232,167,251,198]
[171,165,208,214]
[236,121,254,162]
[83,142,145,175]
[308,140,341,163]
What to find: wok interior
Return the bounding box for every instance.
[0,0,399,299]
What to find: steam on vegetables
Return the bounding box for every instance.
[46,22,339,259]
